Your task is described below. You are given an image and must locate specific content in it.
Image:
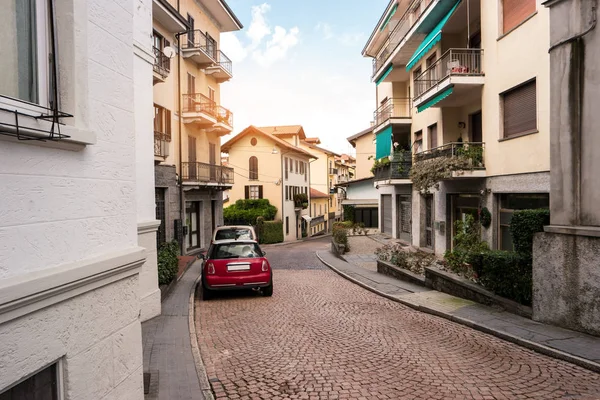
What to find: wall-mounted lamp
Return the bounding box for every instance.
[479,188,492,196]
[458,122,466,129]
[271,147,279,154]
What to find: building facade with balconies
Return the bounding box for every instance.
[152,0,242,254]
[363,0,550,254]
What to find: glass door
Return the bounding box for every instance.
[186,201,200,250]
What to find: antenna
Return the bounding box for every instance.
[163,46,176,58]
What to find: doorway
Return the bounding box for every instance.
[186,201,201,250]
[397,195,412,242]
[470,111,482,143]
[211,200,217,233]
[450,195,480,249]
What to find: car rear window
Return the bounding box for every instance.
[215,228,253,241]
[209,243,262,259]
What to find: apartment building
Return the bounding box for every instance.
[363,0,550,254]
[221,126,315,241]
[152,0,242,254]
[347,126,376,180]
[0,0,158,398]
[309,188,330,236]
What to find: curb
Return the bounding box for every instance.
[188,270,215,400]
[316,252,600,374]
[262,233,332,247]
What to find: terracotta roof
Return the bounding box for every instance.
[336,154,356,163]
[258,125,306,140]
[310,188,329,199]
[304,137,321,144]
[302,141,341,157]
[221,125,316,159]
[347,126,374,147]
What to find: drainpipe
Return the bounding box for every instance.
[176,32,184,256]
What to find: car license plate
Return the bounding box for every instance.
[227,263,250,272]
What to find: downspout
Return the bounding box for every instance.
[176,32,184,255]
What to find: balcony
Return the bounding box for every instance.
[181,162,234,188]
[211,105,234,136]
[205,50,233,82]
[329,168,338,175]
[182,93,217,127]
[413,49,484,111]
[373,155,412,185]
[181,30,217,67]
[152,0,187,33]
[154,131,170,159]
[373,98,411,133]
[153,47,170,84]
[415,142,485,178]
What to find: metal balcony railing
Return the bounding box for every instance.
[414,48,484,97]
[329,168,338,175]
[214,50,232,76]
[181,162,234,184]
[373,158,412,181]
[372,0,434,77]
[215,105,233,127]
[153,47,170,77]
[415,142,485,168]
[181,29,218,59]
[182,93,216,115]
[154,131,170,157]
[374,98,411,126]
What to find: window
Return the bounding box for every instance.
[289,158,294,172]
[250,137,257,146]
[413,66,422,83]
[154,104,171,139]
[300,162,304,174]
[295,160,299,173]
[305,163,308,182]
[502,80,537,138]
[208,86,215,103]
[245,185,262,200]
[502,0,536,34]
[498,193,549,251]
[284,158,288,180]
[286,217,289,235]
[187,14,195,46]
[414,130,423,153]
[425,195,433,249]
[249,156,258,180]
[0,0,51,106]
[0,362,59,400]
[428,123,438,149]
[285,185,288,201]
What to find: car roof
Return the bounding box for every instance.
[211,239,259,245]
[214,225,254,230]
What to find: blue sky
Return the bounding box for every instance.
[220,0,389,155]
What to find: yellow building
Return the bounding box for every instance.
[363,0,550,254]
[221,126,315,242]
[309,188,330,236]
[152,0,242,253]
[347,127,376,180]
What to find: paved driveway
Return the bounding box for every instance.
[194,238,600,399]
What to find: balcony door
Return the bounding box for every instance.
[397,195,412,242]
[187,73,195,110]
[209,143,217,181]
[188,136,197,180]
[186,201,201,250]
[470,111,483,143]
[187,14,195,46]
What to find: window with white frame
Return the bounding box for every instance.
[0,0,51,107]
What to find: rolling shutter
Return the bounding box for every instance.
[381,195,393,235]
[503,0,536,34]
[258,185,263,199]
[244,186,249,199]
[503,80,536,138]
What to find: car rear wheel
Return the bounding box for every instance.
[202,284,213,301]
[263,282,273,297]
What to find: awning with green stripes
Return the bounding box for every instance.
[375,125,393,159]
[417,86,454,113]
[380,4,398,31]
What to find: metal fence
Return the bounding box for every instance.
[181,162,234,184]
[373,160,412,181]
[153,46,170,77]
[374,98,411,126]
[414,142,485,168]
[154,132,170,157]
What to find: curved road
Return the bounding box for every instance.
[195,237,600,399]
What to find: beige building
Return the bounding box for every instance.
[309,188,330,236]
[363,0,550,254]
[347,126,376,180]
[221,126,315,242]
[152,0,242,253]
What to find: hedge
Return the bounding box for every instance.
[223,199,277,225]
[157,240,179,285]
[509,209,550,255]
[260,221,284,244]
[480,251,532,305]
[343,205,355,223]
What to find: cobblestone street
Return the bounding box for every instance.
[195,238,600,399]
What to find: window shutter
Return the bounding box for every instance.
[285,158,288,179]
[165,109,171,139]
[258,185,263,199]
[503,80,537,138]
[245,186,249,199]
[503,0,536,34]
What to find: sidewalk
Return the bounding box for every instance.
[317,250,600,373]
[142,260,208,400]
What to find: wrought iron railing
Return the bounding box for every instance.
[181,30,218,59]
[373,159,412,181]
[414,49,484,97]
[182,93,216,115]
[414,142,485,168]
[374,98,411,126]
[215,105,233,127]
[181,162,234,184]
[214,50,232,76]
[153,47,170,77]
[154,131,170,157]
[372,0,434,76]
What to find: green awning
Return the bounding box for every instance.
[380,4,398,31]
[376,64,393,86]
[406,0,461,71]
[417,86,454,113]
[375,126,393,159]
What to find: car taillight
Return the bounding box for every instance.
[206,263,215,274]
[261,260,269,272]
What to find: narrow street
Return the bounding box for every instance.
[195,238,600,400]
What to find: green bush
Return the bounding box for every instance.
[157,240,179,285]
[260,221,284,244]
[510,209,550,255]
[333,227,349,250]
[444,214,488,276]
[480,251,532,305]
[223,199,277,225]
[343,205,355,223]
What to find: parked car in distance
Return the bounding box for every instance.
[211,225,257,243]
[201,239,272,300]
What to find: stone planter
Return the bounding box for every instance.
[377,260,426,287]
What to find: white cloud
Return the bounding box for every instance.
[253,26,300,67]
[315,22,334,40]
[221,33,248,63]
[246,3,272,49]
[338,32,366,47]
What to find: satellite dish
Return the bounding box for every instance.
[163,46,176,58]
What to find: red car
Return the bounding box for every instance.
[201,239,273,300]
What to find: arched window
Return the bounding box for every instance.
[249,156,258,180]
